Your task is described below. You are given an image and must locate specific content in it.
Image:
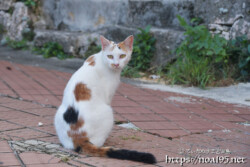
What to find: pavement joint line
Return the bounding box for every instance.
[0,126,26,133]
[1,133,24,141]
[27,127,56,136]
[118,91,192,135]
[50,70,72,81]
[0,78,20,97]
[8,140,26,167]
[13,65,62,101]
[0,94,58,109]
[0,104,41,117]
[70,159,97,167]
[8,140,85,166]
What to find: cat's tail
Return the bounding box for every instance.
[70,132,156,164]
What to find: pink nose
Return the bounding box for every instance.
[114,64,119,67]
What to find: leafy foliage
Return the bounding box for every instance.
[226,36,250,81]
[121,66,141,78]
[167,16,229,88]
[122,25,156,78]
[129,25,156,71]
[7,6,14,15]
[17,0,36,7]
[0,24,5,35]
[33,42,72,60]
[84,42,101,58]
[6,37,29,50]
[176,15,228,63]
[167,16,250,88]
[22,30,35,41]
[168,57,214,88]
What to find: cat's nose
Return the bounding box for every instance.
[114,64,119,67]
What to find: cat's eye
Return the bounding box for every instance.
[120,54,126,59]
[107,55,113,59]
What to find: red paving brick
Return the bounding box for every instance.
[19,152,61,165]
[0,60,249,166]
[0,140,13,153]
[0,152,21,166]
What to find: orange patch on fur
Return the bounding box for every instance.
[67,118,110,156]
[70,118,84,131]
[74,83,91,101]
[118,42,128,52]
[68,130,110,157]
[110,45,116,51]
[86,56,95,66]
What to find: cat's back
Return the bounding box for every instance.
[61,54,97,100]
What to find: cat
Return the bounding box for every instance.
[54,35,156,164]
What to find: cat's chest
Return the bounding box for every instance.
[93,77,119,104]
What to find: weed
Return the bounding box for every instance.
[121,66,141,78]
[17,0,36,7]
[84,42,101,58]
[226,36,250,81]
[7,6,14,15]
[167,16,229,88]
[176,15,227,64]
[119,135,141,141]
[6,37,29,50]
[22,30,35,41]
[33,42,72,60]
[168,57,214,88]
[129,25,156,71]
[0,24,5,35]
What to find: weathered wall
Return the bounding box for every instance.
[40,0,194,31]
[0,0,29,41]
[194,0,250,40]
[0,0,249,66]
[36,0,194,65]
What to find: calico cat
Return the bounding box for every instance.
[54,35,156,164]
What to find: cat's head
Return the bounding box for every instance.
[100,35,133,71]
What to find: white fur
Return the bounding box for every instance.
[54,36,133,149]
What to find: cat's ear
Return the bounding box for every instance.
[119,35,134,52]
[100,35,111,51]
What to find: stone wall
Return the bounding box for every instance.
[0,0,29,41]
[0,0,249,66]
[194,0,250,40]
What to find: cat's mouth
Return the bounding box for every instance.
[111,64,121,70]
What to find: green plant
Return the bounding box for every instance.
[121,66,141,78]
[119,135,141,141]
[6,37,29,50]
[84,42,101,58]
[22,30,35,41]
[0,24,5,35]
[17,0,36,7]
[33,42,72,60]
[226,36,250,81]
[168,57,214,88]
[176,15,228,63]
[7,6,14,15]
[129,25,156,71]
[167,16,230,88]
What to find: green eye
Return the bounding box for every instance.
[120,54,126,59]
[107,55,113,59]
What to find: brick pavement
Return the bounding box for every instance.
[0,60,249,167]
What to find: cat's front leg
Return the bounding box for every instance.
[85,105,114,147]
